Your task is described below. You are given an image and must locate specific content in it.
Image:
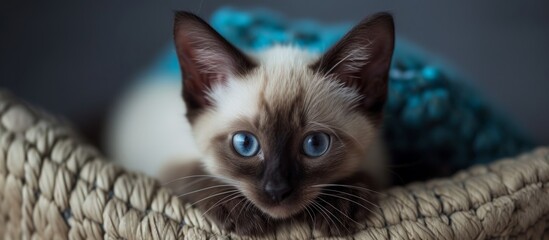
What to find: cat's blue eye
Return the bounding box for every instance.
[303,132,330,158]
[232,132,260,157]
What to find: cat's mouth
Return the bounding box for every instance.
[243,187,320,219]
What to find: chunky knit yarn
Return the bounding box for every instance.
[1,90,548,239]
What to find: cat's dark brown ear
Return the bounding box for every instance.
[311,13,394,121]
[174,11,256,117]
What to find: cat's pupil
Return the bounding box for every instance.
[311,137,319,147]
[243,137,250,148]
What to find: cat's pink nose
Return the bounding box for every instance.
[264,181,292,202]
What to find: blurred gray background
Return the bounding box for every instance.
[1,0,548,146]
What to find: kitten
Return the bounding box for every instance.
[162,11,394,236]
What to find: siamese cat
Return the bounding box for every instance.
[160,11,394,236]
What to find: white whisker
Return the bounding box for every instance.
[200,192,242,217]
[318,192,382,219]
[177,184,234,198]
[190,189,241,206]
[310,201,343,236]
[312,183,384,195]
[223,196,248,226]
[316,197,365,228]
[314,198,351,234]
[322,188,381,209]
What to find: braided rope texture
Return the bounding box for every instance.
[0,89,548,240]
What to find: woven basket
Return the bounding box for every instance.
[1,90,548,239]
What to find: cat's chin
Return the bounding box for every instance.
[255,202,305,219]
[246,192,319,220]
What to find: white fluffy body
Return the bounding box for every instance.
[105,77,200,176]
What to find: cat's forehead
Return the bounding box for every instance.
[209,46,363,128]
[254,46,319,68]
